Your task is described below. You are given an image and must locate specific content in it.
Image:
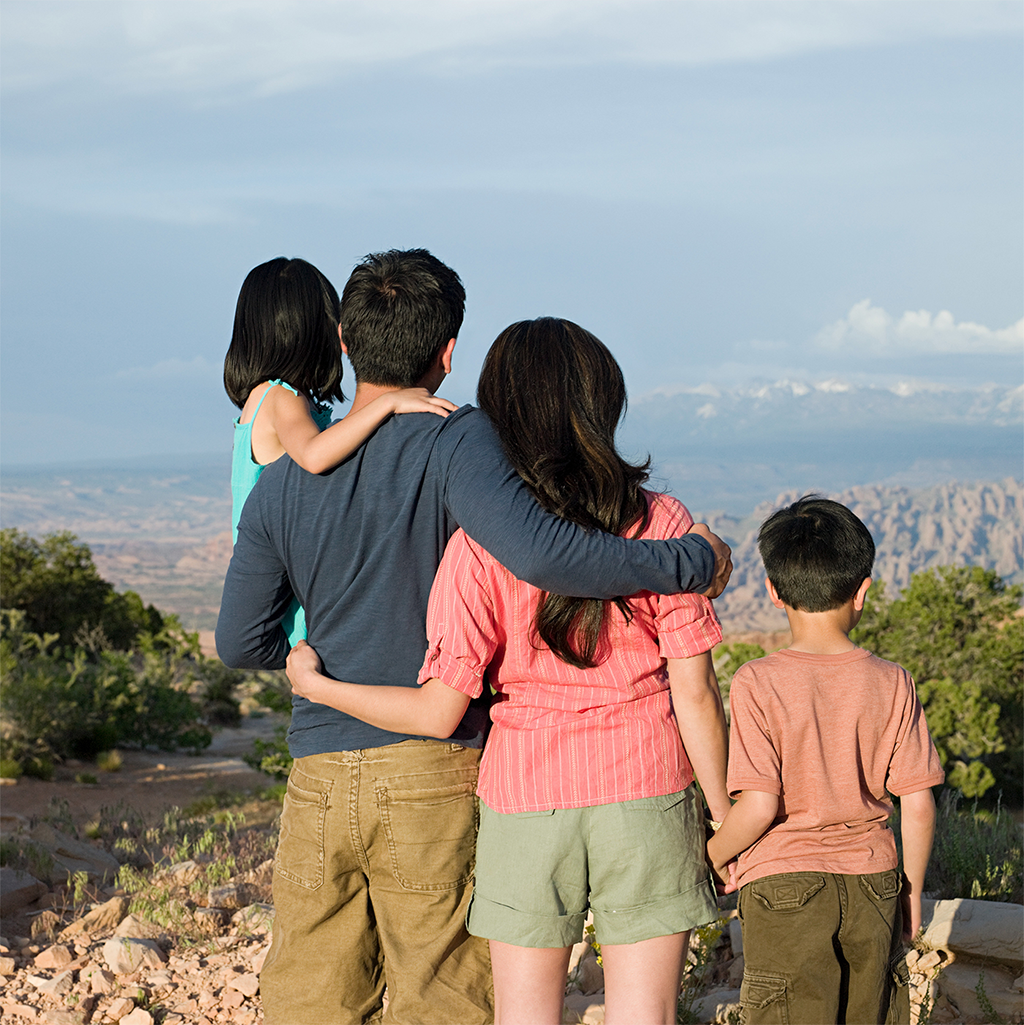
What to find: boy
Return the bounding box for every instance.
[707,496,944,1025]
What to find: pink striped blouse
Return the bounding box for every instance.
[417,492,722,812]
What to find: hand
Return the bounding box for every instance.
[286,640,322,698]
[390,387,459,417]
[707,856,739,896]
[687,523,733,598]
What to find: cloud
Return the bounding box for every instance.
[3,0,1019,101]
[815,300,1024,356]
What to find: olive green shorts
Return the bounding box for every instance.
[467,786,718,948]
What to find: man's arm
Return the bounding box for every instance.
[440,409,732,598]
[215,514,294,670]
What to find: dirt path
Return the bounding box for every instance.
[0,713,287,831]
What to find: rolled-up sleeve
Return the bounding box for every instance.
[417,530,498,699]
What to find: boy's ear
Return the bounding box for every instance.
[339,325,348,355]
[853,577,872,612]
[765,577,785,610]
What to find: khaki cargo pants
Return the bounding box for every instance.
[260,742,494,1025]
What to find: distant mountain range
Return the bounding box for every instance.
[2,380,1020,633]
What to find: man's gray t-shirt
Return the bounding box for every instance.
[216,405,714,758]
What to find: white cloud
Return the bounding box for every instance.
[3,0,1019,100]
[816,300,1024,356]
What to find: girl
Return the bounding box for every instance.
[286,318,730,1025]
[225,257,455,642]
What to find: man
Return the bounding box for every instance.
[216,249,732,1025]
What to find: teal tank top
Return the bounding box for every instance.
[230,380,334,645]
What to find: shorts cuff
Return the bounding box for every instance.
[466,891,586,949]
[591,877,718,946]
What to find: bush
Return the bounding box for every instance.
[1,529,165,650]
[852,566,1023,801]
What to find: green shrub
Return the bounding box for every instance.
[852,566,1023,802]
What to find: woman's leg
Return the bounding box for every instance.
[600,931,690,1025]
[489,940,572,1025]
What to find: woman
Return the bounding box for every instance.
[287,318,731,1025]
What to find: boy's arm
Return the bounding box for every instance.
[898,787,936,940]
[276,387,456,474]
[286,641,471,738]
[440,409,732,599]
[706,789,779,879]
[667,653,731,823]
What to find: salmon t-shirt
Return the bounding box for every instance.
[727,648,945,889]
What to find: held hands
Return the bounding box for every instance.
[687,523,733,599]
[286,640,322,699]
[390,387,458,417]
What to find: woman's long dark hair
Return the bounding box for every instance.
[223,257,345,409]
[477,318,650,668]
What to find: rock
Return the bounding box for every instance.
[232,902,274,934]
[920,898,1024,971]
[102,936,166,974]
[727,953,744,988]
[81,964,116,994]
[223,987,245,1008]
[227,971,260,996]
[729,916,743,955]
[114,914,162,940]
[936,961,1022,1022]
[0,956,16,974]
[1015,973,1024,993]
[33,943,73,969]
[208,882,242,909]
[30,910,61,941]
[61,895,129,938]
[121,1009,154,1025]
[576,951,605,995]
[250,943,270,974]
[162,860,200,885]
[916,947,949,973]
[0,868,47,916]
[692,986,743,1024]
[43,1010,86,1025]
[195,907,229,933]
[28,969,74,997]
[105,997,136,1020]
[563,991,605,1024]
[27,823,120,883]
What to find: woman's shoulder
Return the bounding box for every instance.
[641,491,695,538]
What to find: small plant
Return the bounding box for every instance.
[0,757,22,779]
[677,917,727,1024]
[974,972,1005,1025]
[75,772,99,785]
[97,749,123,772]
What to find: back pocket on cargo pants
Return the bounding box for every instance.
[275,767,332,890]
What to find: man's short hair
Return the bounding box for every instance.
[340,249,466,387]
[758,495,875,612]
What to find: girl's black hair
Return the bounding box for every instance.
[223,258,345,409]
[477,318,650,668]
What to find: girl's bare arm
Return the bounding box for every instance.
[285,640,471,738]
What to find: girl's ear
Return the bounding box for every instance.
[338,325,347,354]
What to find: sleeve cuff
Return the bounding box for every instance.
[417,644,486,699]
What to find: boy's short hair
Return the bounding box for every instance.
[758,495,875,612]
[340,249,466,387]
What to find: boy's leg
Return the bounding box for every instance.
[839,870,910,1025]
[601,931,690,1025]
[261,752,385,1025]
[738,872,843,1024]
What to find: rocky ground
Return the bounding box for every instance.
[1,722,1020,1024]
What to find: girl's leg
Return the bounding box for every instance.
[489,939,572,1025]
[600,931,690,1025]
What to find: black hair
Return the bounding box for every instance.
[223,258,344,409]
[477,318,650,668]
[340,249,465,387]
[758,495,875,612]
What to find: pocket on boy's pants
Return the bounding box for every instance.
[747,872,826,913]
[740,973,788,1024]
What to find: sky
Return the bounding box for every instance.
[2,0,1022,467]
